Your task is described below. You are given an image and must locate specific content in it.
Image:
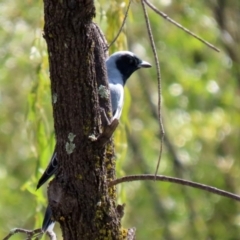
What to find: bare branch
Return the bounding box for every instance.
[107,0,132,50]
[3,228,43,240]
[144,0,220,52]
[141,0,165,177]
[109,174,240,202]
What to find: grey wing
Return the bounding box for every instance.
[36,150,58,189]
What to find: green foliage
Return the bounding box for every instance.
[1,0,240,239]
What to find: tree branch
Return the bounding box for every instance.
[144,0,220,52]
[107,0,132,50]
[141,0,165,177]
[109,174,240,202]
[3,228,43,240]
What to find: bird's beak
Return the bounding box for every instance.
[138,60,152,68]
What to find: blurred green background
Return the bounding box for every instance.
[1,0,240,239]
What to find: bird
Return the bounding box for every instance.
[37,51,151,190]
[107,51,151,120]
[38,51,151,232]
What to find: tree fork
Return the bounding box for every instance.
[43,0,122,239]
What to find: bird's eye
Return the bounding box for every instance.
[120,54,137,67]
[133,57,139,66]
[125,55,133,64]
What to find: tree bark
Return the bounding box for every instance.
[43,0,121,239]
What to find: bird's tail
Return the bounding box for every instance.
[42,205,55,232]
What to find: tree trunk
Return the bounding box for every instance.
[43,0,121,239]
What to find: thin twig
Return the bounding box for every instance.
[141,0,165,177]
[144,0,220,52]
[2,228,43,240]
[107,0,132,50]
[138,71,184,171]
[127,132,175,239]
[109,174,240,202]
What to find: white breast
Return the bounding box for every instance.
[109,83,124,120]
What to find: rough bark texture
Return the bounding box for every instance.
[43,0,121,239]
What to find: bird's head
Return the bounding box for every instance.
[106,51,151,84]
